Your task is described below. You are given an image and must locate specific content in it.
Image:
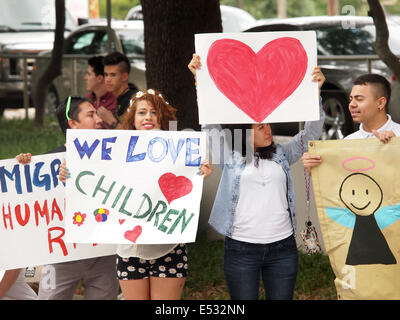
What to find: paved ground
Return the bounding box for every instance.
[3,107,35,120]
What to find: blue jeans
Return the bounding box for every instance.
[223,235,298,300]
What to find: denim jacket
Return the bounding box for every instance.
[206,99,325,238]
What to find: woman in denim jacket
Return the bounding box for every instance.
[189,54,326,300]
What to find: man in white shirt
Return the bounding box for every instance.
[303,74,400,170]
[0,269,37,300]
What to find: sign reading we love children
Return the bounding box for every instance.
[195,31,319,124]
[0,153,116,271]
[65,129,206,245]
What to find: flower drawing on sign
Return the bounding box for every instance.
[93,208,110,222]
[73,212,86,226]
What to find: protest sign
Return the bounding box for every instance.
[309,138,400,299]
[0,153,116,271]
[195,31,319,124]
[65,129,206,245]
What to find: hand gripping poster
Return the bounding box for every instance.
[65,129,206,245]
[309,138,400,299]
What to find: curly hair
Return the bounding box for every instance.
[120,89,177,130]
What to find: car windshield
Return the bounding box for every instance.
[0,0,75,31]
[117,29,145,56]
[316,23,400,55]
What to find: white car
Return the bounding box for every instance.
[31,20,146,112]
[125,4,256,32]
[0,0,77,115]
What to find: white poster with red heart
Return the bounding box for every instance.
[195,31,319,124]
[64,129,206,245]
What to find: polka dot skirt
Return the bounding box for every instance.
[117,244,188,280]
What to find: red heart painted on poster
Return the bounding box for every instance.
[206,37,308,122]
[158,173,193,204]
[124,225,142,243]
[119,219,125,225]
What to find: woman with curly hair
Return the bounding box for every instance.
[116,89,213,300]
[119,89,177,131]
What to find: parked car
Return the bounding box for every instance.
[244,15,400,139]
[31,20,147,112]
[32,5,256,113]
[125,4,257,33]
[0,0,77,115]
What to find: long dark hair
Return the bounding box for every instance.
[221,124,276,167]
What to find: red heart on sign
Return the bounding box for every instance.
[124,225,142,243]
[206,37,308,122]
[158,173,193,204]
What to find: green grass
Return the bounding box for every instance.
[184,236,228,300]
[295,250,337,300]
[2,117,337,300]
[0,116,65,160]
[184,235,337,300]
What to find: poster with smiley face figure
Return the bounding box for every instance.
[309,138,400,300]
[327,172,398,265]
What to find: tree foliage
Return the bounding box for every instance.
[219,0,400,19]
[99,0,141,19]
[98,0,400,20]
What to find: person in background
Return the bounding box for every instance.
[97,52,136,130]
[84,55,117,128]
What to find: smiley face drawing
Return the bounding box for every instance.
[339,173,383,217]
[326,172,400,265]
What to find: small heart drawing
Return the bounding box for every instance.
[207,37,308,122]
[119,219,125,225]
[158,173,193,204]
[124,226,142,243]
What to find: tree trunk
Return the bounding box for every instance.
[367,0,400,80]
[34,0,65,126]
[141,0,222,130]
